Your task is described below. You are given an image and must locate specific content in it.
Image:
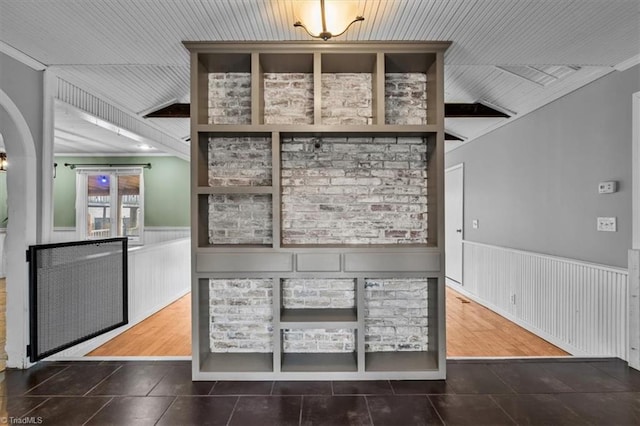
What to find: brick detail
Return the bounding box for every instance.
[264,73,314,124]
[282,279,355,309]
[282,328,355,353]
[208,194,273,245]
[385,73,428,125]
[208,136,272,186]
[321,73,372,125]
[208,73,251,124]
[364,278,429,352]
[281,137,428,245]
[209,279,273,353]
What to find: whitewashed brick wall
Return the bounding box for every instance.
[209,279,273,352]
[322,73,372,125]
[281,136,428,245]
[264,73,314,124]
[282,278,355,309]
[208,72,251,124]
[208,137,272,186]
[282,329,356,353]
[365,278,429,352]
[385,73,428,125]
[208,194,273,245]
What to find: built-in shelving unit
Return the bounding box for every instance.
[185,41,450,380]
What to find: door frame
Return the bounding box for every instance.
[445,163,464,285]
[630,91,640,370]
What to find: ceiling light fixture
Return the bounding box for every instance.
[294,0,364,41]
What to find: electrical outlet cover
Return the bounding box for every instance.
[597,217,617,232]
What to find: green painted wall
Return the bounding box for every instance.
[54,156,190,228]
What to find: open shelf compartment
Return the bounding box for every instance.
[202,133,273,187]
[197,193,273,248]
[280,328,359,373]
[364,277,439,372]
[199,277,275,373]
[260,53,314,125]
[280,278,357,327]
[197,53,252,126]
[320,52,378,126]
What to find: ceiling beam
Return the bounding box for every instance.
[144,103,190,118]
[444,132,464,141]
[143,102,511,120]
[444,103,510,118]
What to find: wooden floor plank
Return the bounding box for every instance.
[87,288,569,358]
[446,286,569,357]
[87,293,191,357]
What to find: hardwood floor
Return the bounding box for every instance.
[87,293,191,357]
[87,288,568,358]
[446,286,569,357]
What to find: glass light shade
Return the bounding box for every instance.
[294,0,363,39]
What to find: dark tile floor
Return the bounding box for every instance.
[2,358,640,425]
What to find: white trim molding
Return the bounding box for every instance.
[615,54,640,72]
[0,88,39,368]
[0,41,46,71]
[630,91,640,370]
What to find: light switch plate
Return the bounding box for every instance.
[472,219,479,229]
[597,217,617,232]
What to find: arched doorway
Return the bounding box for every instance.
[0,88,38,369]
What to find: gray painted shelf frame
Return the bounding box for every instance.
[184,41,450,380]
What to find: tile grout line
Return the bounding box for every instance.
[82,364,124,397]
[14,396,51,419]
[20,365,70,395]
[154,395,178,426]
[488,394,519,425]
[425,394,446,425]
[208,380,219,395]
[225,395,241,426]
[81,396,113,426]
[363,395,375,426]
[484,362,519,394]
[298,395,304,426]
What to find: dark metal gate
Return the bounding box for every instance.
[27,238,128,362]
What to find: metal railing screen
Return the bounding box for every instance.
[28,238,128,361]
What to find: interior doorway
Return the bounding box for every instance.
[445,163,464,284]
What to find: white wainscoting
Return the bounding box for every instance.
[48,237,191,358]
[449,241,628,359]
[144,227,190,244]
[52,227,190,245]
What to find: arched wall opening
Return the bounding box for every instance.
[0,88,38,368]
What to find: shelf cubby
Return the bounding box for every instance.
[196,132,273,187]
[365,351,438,372]
[281,352,358,373]
[198,277,275,373]
[197,193,273,247]
[260,53,314,125]
[281,328,358,372]
[320,53,378,126]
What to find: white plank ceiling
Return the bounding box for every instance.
[0,0,638,153]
